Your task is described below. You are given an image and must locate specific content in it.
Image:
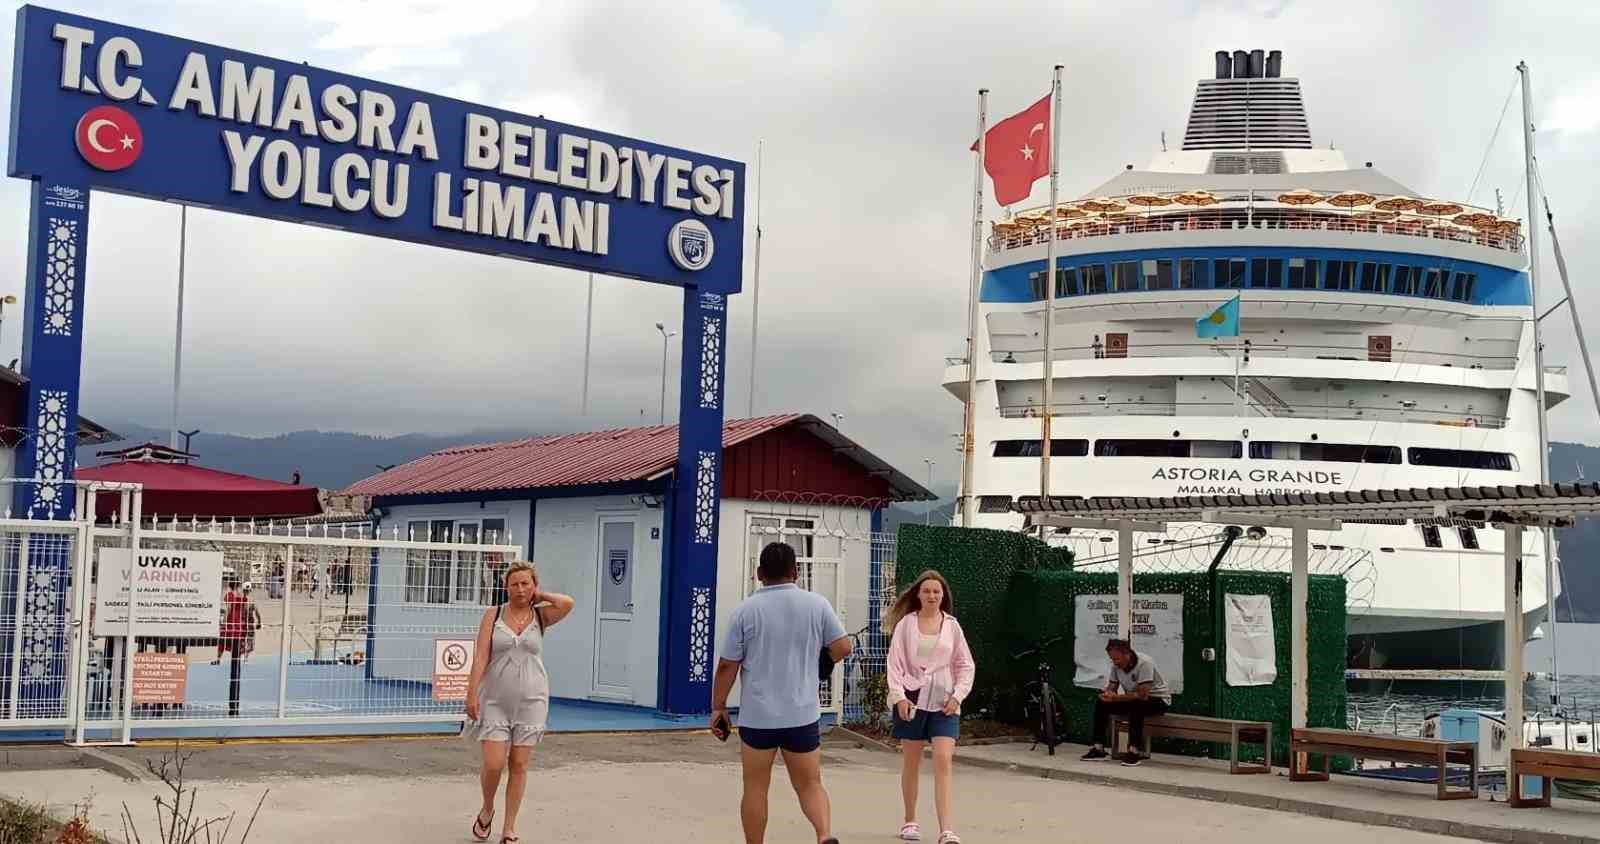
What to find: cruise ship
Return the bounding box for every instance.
[946,49,1565,669]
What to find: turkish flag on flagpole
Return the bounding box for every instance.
[970,94,1051,206]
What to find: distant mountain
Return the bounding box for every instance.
[883,501,955,532]
[1550,442,1600,622]
[78,422,540,491]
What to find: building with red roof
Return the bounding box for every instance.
[342,414,932,712]
[78,442,322,521]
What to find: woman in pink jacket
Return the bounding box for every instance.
[885,570,975,844]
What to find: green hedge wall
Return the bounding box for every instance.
[894,524,1346,765]
[894,524,1072,715]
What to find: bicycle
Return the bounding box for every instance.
[1012,634,1069,755]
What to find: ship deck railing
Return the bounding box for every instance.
[986,340,1522,370]
[996,400,1508,429]
[990,205,1525,256]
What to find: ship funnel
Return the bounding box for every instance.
[1249,49,1265,78]
[1266,49,1283,78]
[1215,50,1232,79]
[1233,50,1249,79]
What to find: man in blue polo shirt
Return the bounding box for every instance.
[711,542,852,844]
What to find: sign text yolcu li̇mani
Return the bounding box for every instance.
[52,23,738,257]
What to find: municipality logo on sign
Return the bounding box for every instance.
[608,550,628,585]
[668,219,714,271]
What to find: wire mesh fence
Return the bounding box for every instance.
[72,520,521,730]
[839,532,899,726]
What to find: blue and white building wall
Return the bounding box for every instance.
[370,495,876,713]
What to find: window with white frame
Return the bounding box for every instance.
[403,516,511,605]
[748,516,821,589]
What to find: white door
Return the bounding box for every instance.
[593,518,635,699]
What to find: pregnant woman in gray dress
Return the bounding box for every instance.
[465,561,575,843]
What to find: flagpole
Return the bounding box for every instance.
[747,139,764,419]
[960,89,989,529]
[1040,66,1062,507]
[581,272,594,416]
[1234,334,1242,417]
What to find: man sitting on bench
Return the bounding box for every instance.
[1082,638,1173,766]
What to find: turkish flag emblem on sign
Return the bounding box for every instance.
[75,105,143,172]
[971,94,1051,206]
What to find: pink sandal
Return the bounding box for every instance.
[938,832,963,844]
[899,821,922,840]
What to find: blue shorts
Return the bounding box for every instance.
[892,707,960,742]
[739,720,821,753]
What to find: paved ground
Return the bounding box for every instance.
[0,733,1476,843]
[958,741,1600,844]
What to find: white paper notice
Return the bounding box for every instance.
[1224,593,1277,687]
[1073,594,1185,694]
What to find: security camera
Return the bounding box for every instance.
[1097,394,1108,401]
[1246,525,1267,541]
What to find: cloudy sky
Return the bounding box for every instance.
[2,0,1600,494]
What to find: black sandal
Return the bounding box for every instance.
[472,809,493,841]
[500,836,520,843]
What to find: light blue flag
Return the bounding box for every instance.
[1196,295,1241,339]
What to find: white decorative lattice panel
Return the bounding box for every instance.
[694,450,717,544]
[688,586,711,683]
[43,218,78,337]
[31,389,70,516]
[699,316,721,410]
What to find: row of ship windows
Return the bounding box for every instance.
[1026,257,1479,302]
[992,438,1518,470]
[978,494,1482,550]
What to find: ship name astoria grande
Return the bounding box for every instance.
[947,49,1566,670]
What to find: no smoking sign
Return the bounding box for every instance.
[433,638,476,702]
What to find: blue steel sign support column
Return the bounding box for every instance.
[5,181,90,715]
[7,5,743,716]
[664,289,728,712]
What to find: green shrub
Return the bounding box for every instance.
[0,798,56,844]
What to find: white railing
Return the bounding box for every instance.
[996,401,1509,429]
[988,340,1519,371]
[0,479,524,743]
[991,200,1524,255]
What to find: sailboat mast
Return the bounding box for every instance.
[1519,60,1559,711]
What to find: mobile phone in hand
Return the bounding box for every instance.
[711,712,732,742]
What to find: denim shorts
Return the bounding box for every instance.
[892,707,960,742]
[739,720,821,753]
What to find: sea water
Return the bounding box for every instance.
[1349,623,1600,736]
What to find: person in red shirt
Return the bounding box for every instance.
[212,575,246,665]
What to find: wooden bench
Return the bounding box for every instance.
[1110,713,1273,774]
[1289,727,1477,800]
[1509,747,1600,808]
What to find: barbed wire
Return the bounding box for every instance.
[1043,524,1376,610]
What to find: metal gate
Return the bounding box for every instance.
[0,480,523,744]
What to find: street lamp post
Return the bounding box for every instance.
[830,413,844,430]
[923,459,936,525]
[179,429,200,463]
[0,294,17,351]
[654,322,677,425]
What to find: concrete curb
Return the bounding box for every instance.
[954,754,1600,844]
[830,728,1031,755]
[831,727,896,754]
[74,747,159,783]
